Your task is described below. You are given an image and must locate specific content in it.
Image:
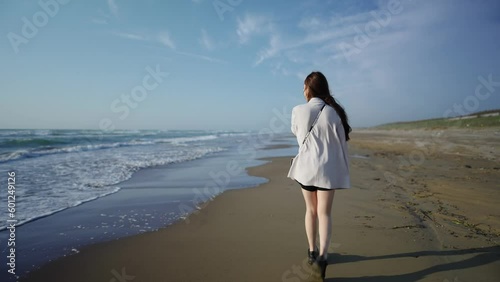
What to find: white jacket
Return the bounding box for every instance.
[287,97,350,189]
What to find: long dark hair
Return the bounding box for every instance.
[304,71,351,141]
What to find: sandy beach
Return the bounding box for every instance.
[19,129,500,282]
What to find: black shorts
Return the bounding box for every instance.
[297,181,331,192]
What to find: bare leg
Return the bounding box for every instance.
[317,190,335,259]
[301,189,318,252]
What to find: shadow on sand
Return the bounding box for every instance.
[325,246,500,282]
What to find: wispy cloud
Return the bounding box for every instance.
[255,35,282,66]
[236,14,273,44]
[199,29,215,50]
[91,9,111,25]
[241,11,370,66]
[112,31,147,41]
[280,0,500,125]
[271,62,291,76]
[108,0,119,18]
[110,30,223,64]
[175,51,226,64]
[252,10,375,66]
[110,30,174,50]
[157,32,176,50]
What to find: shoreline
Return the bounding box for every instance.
[19,156,308,282]
[16,129,500,281]
[1,140,295,280]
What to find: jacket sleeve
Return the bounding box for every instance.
[291,107,297,136]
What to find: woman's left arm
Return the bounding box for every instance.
[291,107,298,136]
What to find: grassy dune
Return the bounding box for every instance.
[375,110,500,130]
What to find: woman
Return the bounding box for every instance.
[288,71,351,280]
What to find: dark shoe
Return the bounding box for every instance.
[309,255,327,282]
[307,247,318,265]
[315,256,328,280]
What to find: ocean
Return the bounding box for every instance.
[0,129,285,231]
[0,129,297,279]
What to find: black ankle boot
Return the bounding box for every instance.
[307,247,318,265]
[315,256,327,279]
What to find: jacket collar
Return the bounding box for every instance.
[308,97,324,104]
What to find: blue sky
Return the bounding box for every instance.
[1,0,499,130]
